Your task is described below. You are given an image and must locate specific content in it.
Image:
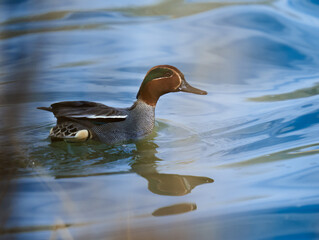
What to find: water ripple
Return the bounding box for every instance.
[2,0,319,239]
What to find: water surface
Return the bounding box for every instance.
[1,0,319,239]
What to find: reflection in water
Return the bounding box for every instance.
[219,142,319,168]
[248,82,319,102]
[0,23,108,40]
[152,203,197,216]
[34,138,214,197]
[132,141,214,196]
[0,0,274,26]
[116,0,274,18]
[0,222,88,236]
[140,173,213,196]
[2,0,319,239]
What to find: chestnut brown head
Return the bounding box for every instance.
[136,65,207,106]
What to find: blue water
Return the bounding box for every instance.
[1,0,319,239]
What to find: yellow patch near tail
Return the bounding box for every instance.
[64,130,89,143]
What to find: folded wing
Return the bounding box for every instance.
[38,101,127,123]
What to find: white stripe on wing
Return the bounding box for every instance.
[70,115,127,119]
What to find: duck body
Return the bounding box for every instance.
[91,100,155,143]
[38,65,207,143]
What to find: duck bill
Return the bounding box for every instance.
[179,81,207,95]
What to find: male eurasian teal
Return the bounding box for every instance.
[38,65,207,143]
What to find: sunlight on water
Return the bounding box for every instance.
[1,0,319,239]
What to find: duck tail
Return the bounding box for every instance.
[37,106,52,112]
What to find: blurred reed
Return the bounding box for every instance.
[0,3,40,239]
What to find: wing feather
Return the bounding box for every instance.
[38,101,128,123]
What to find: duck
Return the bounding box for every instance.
[38,65,207,143]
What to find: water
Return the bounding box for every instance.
[1,0,319,239]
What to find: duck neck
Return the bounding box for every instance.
[137,91,162,106]
[128,100,155,136]
[130,99,155,116]
[137,80,171,106]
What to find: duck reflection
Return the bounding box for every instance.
[45,140,214,196]
[45,138,214,197]
[131,141,213,196]
[152,203,197,216]
[141,173,213,196]
[36,134,213,216]
[30,138,214,217]
[131,140,213,216]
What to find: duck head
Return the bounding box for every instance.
[136,65,207,106]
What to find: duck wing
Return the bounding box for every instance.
[38,101,127,123]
